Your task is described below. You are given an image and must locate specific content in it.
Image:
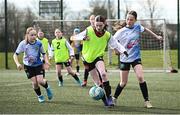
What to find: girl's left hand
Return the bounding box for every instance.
[123,51,129,57]
[157,36,163,40]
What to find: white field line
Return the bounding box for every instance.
[3,75,71,87]
[2,69,166,87]
[46,69,166,73]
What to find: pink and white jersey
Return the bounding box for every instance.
[113,23,144,62]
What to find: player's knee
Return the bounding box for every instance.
[31,81,38,88]
[57,72,62,77]
[36,77,44,83]
[43,79,47,83]
[40,79,47,85]
[101,72,107,78]
[67,70,73,75]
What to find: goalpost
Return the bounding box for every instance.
[33,19,172,72]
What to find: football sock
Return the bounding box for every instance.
[84,69,89,81]
[103,81,111,98]
[139,81,149,101]
[114,83,124,99]
[101,95,107,105]
[72,74,80,81]
[76,66,80,73]
[42,81,48,89]
[58,75,63,83]
[34,87,41,96]
[42,69,45,77]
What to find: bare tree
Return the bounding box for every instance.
[139,0,162,29]
[0,1,5,51]
[88,0,116,19]
[0,1,39,52]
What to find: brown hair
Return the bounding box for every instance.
[95,15,106,23]
[128,10,137,20]
[94,15,108,30]
[113,21,126,31]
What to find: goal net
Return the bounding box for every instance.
[33,19,172,72]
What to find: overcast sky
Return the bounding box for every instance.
[7,0,178,24]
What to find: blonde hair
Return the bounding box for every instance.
[54,28,61,35]
[55,28,61,32]
[25,27,35,44]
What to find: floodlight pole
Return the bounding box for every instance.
[60,0,63,31]
[178,0,180,69]
[117,0,120,68]
[5,0,9,69]
[117,0,120,19]
[107,0,112,65]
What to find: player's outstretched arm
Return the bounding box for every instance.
[72,30,88,41]
[145,28,163,40]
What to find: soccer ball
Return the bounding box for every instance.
[89,86,105,100]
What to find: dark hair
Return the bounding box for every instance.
[128,10,137,20]
[95,15,106,23]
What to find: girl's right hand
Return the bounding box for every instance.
[68,56,74,64]
[83,35,90,41]
[43,62,51,70]
[17,64,23,71]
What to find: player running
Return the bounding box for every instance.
[13,27,53,103]
[49,29,82,87]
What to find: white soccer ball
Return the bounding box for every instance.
[89,86,105,100]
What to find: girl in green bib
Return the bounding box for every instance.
[50,29,82,87]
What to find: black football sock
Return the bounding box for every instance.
[114,83,124,99]
[41,81,48,89]
[58,75,63,83]
[139,81,149,101]
[76,66,80,73]
[72,74,80,81]
[84,69,89,81]
[34,87,41,96]
[103,81,111,98]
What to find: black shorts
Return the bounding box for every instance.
[83,56,104,71]
[24,65,44,79]
[75,54,80,60]
[56,61,71,67]
[120,58,142,71]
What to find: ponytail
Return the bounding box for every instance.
[113,21,127,31]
